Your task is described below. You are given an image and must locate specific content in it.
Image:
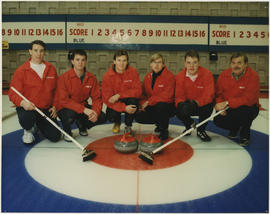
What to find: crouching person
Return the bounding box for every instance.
[214,52,260,146]
[56,49,106,142]
[135,53,175,140]
[102,50,142,135]
[175,50,215,142]
[8,40,61,144]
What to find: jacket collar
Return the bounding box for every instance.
[231,68,247,80]
[184,66,202,77]
[151,66,165,77]
[69,68,88,79]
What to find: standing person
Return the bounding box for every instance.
[214,52,260,146]
[135,53,175,140]
[102,49,142,135]
[175,50,215,142]
[8,40,61,144]
[56,49,106,142]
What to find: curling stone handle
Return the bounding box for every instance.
[152,106,229,154]
[11,86,85,151]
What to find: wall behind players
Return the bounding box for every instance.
[2,1,269,86]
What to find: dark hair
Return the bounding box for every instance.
[185,50,200,61]
[113,49,129,61]
[68,49,87,61]
[30,40,46,50]
[230,52,248,63]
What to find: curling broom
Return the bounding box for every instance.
[11,86,96,162]
[138,106,229,165]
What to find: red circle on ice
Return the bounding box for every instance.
[86,134,194,170]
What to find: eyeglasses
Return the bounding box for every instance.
[152,61,163,65]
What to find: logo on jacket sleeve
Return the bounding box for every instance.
[158,84,164,87]
[239,86,245,89]
[85,85,92,88]
[124,80,132,83]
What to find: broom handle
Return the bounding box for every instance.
[152,106,229,154]
[11,86,84,151]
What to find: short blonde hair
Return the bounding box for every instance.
[150,53,164,63]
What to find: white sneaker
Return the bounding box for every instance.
[79,130,88,136]
[64,133,73,142]
[22,129,35,144]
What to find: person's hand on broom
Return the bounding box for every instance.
[215,101,228,116]
[20,100,35,111]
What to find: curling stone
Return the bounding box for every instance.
[139,133,163,153]
[114,133,138,153]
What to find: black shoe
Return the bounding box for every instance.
[154,126,161,133]
[197,130,211,142]
[182,121,196,136]
[76,121,88,136]
[228,130,238,140]
[239,127,250,143]
[124,126,135,136]
[79,128,88,136]
[239,138,249,146]
[159,130,169,140]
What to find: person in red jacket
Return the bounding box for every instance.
[135,53,175,140]
[8,40,61,144]
[175,50,215,141]
[55,49,106,141]
[214,52,260,146]
[102,50,142,134]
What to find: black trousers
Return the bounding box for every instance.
[213,105,259,139]
[175,100,214,131]
[58,104,106,135]
[135,102,175,131]
[106,98,139,127]
[16,107,61,142]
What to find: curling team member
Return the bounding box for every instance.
[175,50,215,142]
[56,49,106,142]
[102,49,142,135]
[214,52,260,146]
[135,53,175,140]
[8,40,61,144]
